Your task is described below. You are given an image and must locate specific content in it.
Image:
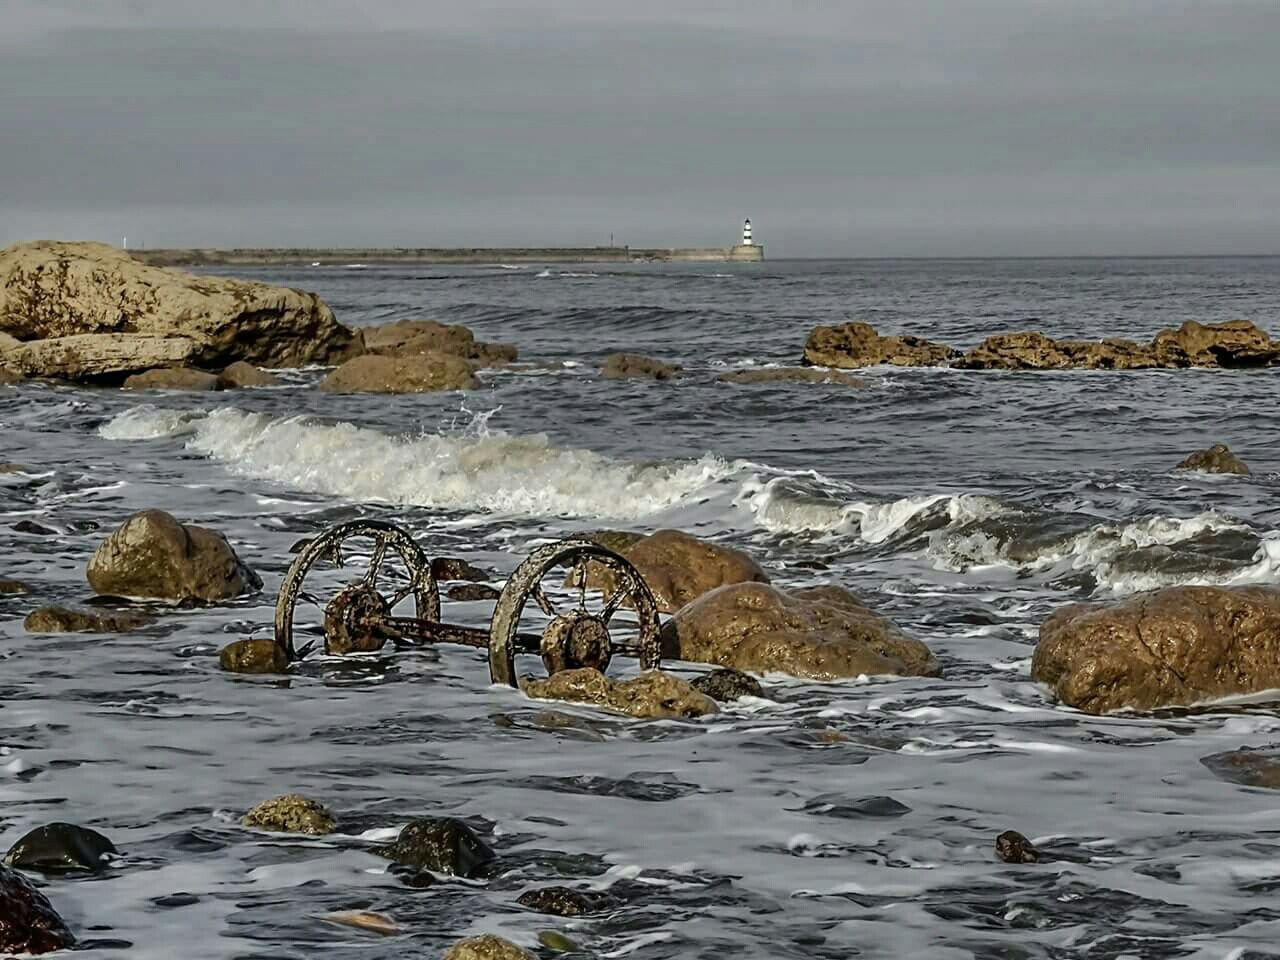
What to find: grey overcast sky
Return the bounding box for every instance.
[2,0,1277,256]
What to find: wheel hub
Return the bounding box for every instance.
[540,611,612,675]
[324,584,391,655]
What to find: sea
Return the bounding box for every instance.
[4,256,1280,958]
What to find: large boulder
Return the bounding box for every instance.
[218,361,280,388]
[86,509,262,602]
[1176,443,1250,475]
[318,353,478,393]
[122,367,221,391]
[520,668,718,719]
[242,794,335,835]
[0,241,361,377]
[444,936,534,960]
[362,319,517,366]
[0,864,76,955]
[803,322,958,368]
[372,817,494,877]
[661,582,940,681]
[1032,586,1280,714]
[1150,319,1280,367]
[4,333,200,381]
[4,823,117,874]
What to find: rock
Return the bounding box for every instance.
[0,366,22,385]
[0,578,30,594]
[363,319,518,366]
[444,935,534,960]
[319,353,478,393]
[1031,586,1280,714]
[315,910,400,936]
[372,817,495,878]
[4,822,117,873]
[218,360,280,388]
[520,668,718,720]
[1151,319,1280,368]
[583,529,646,554]
[86,509,262,602]
[470,341,519,367]
[996,830,1040,864]
[601,353,680,380]
[123,367,222,391]
[24,605,154,633]
[516,885,616,917]
[1201,748,1280,789]
[691,667,766,701]
[242,794,335,835]
[432,557,494,582]
[537,931,581,953]
[718,366,867,387]
[0,331,19,352]
[0,864,76,955]
[803,322,959,368]
[1177,443,1250,476]
[447,583,501,602]
[219,638,290,674]
[5,333,201,381]
[13,520,57,535]
[0,241,361,375]
[660,583,940,681]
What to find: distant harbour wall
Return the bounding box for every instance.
[131,245,764,267]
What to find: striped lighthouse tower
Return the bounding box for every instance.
[742,218,753,246]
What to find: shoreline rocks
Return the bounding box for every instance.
[804,322,959,368]
[520,668,718,719]
[601,353,681,380]
[123,367,222,391]
[1176,443,1250,475]
[319,353,478,393]
[362,318,517,368]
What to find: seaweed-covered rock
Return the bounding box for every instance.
[0,864,76,954]
[4,822,117,873]
[661,583,939,681]
[520,668,718,720]
[718,366,866,387]
[447,583,501,602]
[219,638,289,674]
[444,935,534,960]
[87,509,261,602]
[372,817,494,878]
[24,605,154,634]
[242,794,335,835]
[319,353,478,393]
[803,322,958,368]
[218,361,280,388]
[122,367,222,391]
[516,885,616,917]
[1176,443,1250,476]
[691,667,765,701]
[601,353,680,380]
[996,830,1040,864]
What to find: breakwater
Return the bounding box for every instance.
[132,244,764,267]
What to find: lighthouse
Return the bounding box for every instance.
[742,218,753,246]
[728,218,763,261]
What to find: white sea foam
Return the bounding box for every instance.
[99,404,204,440]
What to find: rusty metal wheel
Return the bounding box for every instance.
[274,520,438,661]
[488,539,661,687]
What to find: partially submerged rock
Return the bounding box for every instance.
[1201,748,1280,789]
[996,830,1040,864]
[362,319,517,366]
[87,509,262,602]
[661,582,940,681]
[372,817,495,878]
[5,333,200,381]
[1032,586,1280,714]
[516,885,616,917]
[691,667,766,701]
[0,578,31,594]
[432,556,494,582]
[4,822,117,873]
[315,910,400,936]
[319,353,478,393]
[601,353,680,380]
[520,668,718,720]
[24,605,154,634]
[803,322,958,368]
[583,529,646,554]
[219,638,289,674]
[242,794,336,835]
[123,367,222,391]
[718,366,867,387]
[1176,443,1250,476]
[0,864,76,955]
[447,583,501,602]
[444,935,534,960]
[218,360,280,388]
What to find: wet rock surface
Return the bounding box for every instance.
[582,529,647,554]
[242,794,336,835]
[516,885,617,917]
[432,556,494,582]
[0,577,31,593]
[804,321,959,368]
[362,318,517,366]
[372,817,495,877]
[520,668,719,719]
[662,582,940,680]
[443,935,535,960]
[319,353,478,393]
[4,822,118,873]
[718,366,867,386]
[1032,585,1280,714]
[0,864,76,954]
[996,830,1041,864]
[1200,748,1280,789]
[24,605,154,633]
[219,638,289,674]
[218,360,280,388]
[87,509,262,602]
[446,583,501,601]
[601,353,681,380]
[691,667,765,701]
[1177,443,1250,475]
[122,367,222,391]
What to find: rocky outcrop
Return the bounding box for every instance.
[372,818,495,878]
[219,638,289,674]
[520,668,718,719]
[0,864,76,954]
[1032,586,1280,714]
[319,353,478,393]
[444,935,534,960]
[1152,319,1280,367]
[123,367,221,391]
[1177,443,1250,475]
[24,605,154,633]
[661,583,940,681]
[4,822,117,874]
[218,361,280,388]
[996,830,1040,864]
[803,322,959,368]
[87,510,262,602]
[242,794,335,835]
[691,667,765,701]
[719,366,867,387]
[362,319,517,367]
[0,241,360,379]
[601,353,681,380]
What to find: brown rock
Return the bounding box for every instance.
[803,322,959,368]
[996,830,1040,864]
[691,667,766,701]
[24,605,154,633]
[363,319,518,366]
[1151,319,1280,368]
[218,360,280,388]
[954,332,1156,371]
[661,582,940,681]
[5,333,201,381]
[0,331,20,352]
[469,341,519,367]
[447,583,501,601]
[0,864,76,955]
[1032,586,1280,714]
[0,241,360,372]
[601,353,681,380]
[242,794,335,835]
[0,578,31,594]
[582,529,646,554]
[319,353,478,393]
[87,509,262,602]
[444,935,535,960]
[1176,443,1250,475]
[719,366,867,387]
[1201,748,1280,789]
[219,638,289,674]
[432,556,494,582]
[122,367,222,391]
[516,885,616,917]
[520,668,719,719]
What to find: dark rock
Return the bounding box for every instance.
[388,863,438,888]
[1201,748,1280,789]
[24,605,154,634]
[447,583,501,601]
[432,556,494,582]
[803,321,958,368]
[4,822,117,874]
[516,885,616,917]
[242,794,335,834]
[372,817,495,878]
[691,668,765,702]
[996,830,1040,864]
[123,367,222,391]
[0,864,76,954]
[1177,443,1250,476]
[601,353,680,380]
[218,361,280,388]
[219,638,289,674]
[13,520,57,536]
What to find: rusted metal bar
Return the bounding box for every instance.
[375,617,544,652]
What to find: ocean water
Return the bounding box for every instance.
[4,256,1280,958]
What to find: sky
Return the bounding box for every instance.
[2,0,1277,257]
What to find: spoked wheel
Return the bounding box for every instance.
[488,539,661,687]
[274,520,439,661]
